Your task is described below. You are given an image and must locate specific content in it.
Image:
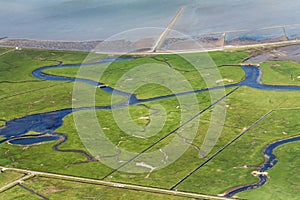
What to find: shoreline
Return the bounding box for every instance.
[0,38,103,52]
[1,37,300,54]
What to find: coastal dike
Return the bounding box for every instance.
[215,32,226,47]
[151,6,184,52]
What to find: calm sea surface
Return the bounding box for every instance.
[0,0,299,41]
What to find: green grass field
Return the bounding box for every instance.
[177,109,300,197]
[238,141,300,200]
[44,52,246,99]
[0,176,193,200]
[261,61,300,86]
[0,171,24,188]
[1,46,300,199]
[0,185,41,200]
[0,48,126,121]
[0,48,13,55]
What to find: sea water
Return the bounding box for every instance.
[0,0,299,41]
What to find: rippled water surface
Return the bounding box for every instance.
[0,0,299,41]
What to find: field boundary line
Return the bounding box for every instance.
[102,87,240,179]
[18,184,49,200]
[170,109,274,190]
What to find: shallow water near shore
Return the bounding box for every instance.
[1,0,300,41]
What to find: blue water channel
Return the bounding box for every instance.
[1,58,300,195]
[225,136,300,197]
